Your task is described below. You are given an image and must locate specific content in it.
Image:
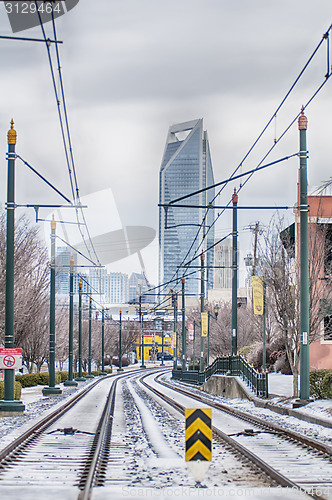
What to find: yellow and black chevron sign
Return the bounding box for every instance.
[185,408,212,462]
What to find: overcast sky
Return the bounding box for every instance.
[0,1,332,287]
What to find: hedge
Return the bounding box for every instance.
[0,381,22,400]
[309,369,332,399]
[15,369,112,388]
[16,372,61,388]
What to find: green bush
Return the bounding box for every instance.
[15,368,113,389]
[91,369,112,376]
[16,373,40,388]
[37,372,61,386]
[58,371,69,383]
[310,369,332,399]
[0,381,22,400]
[16,372,61,388]
[238,345,253,360]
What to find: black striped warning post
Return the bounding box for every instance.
[185,408,212,462]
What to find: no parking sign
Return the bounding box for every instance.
[0,348,23,370]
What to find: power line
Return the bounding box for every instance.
[34,2,102,269]
[160,25,332,296]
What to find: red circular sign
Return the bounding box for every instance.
[3,355,15,367]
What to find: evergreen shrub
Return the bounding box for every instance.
[310,369,332,399]
[0,381,22,399]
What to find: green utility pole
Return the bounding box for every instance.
[172,292,177,370]
[140,293,146,368]
[43,216,62,395]
[200,252,205,372]
[298,109,310,400]
[86,295,94,379]
[118,309,123,372]
[231,188,238,356]
[100,307,107,375]
[0,121,25,414]
[75,280,86,381]
[160,318,165,366]
[193,321,197,370]
[64,256,77,386]
[181,277,186,371]
[262,279,267,372]
[207,313,210,367]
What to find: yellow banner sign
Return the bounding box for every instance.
[201,312,208,337]
[173,332,177,349]
[252,275,264,315]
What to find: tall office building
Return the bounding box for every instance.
[214,238,232,289]
[159,119,215,297]
[129,272,150,303]
[56,246,77,295]
[109,272,129,304]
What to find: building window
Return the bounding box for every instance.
[324,315,332,341]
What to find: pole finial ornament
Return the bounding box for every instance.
[51,214,56,230]
[8,119,17,145]
[232,187,238,204]
[298,106,308,130]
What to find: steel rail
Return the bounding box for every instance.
[76,367,167,498]
[140,372,326,499]
[156,374,332,456]
[0,368,145,466]
[0,374,110,465]
[77,377,118,499]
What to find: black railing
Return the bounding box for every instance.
[172,354,268,398]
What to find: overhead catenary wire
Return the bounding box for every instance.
[34,2,101,268]
[56,235,102,268]
[159,25,332,298]
[16,154,72,204]
[50,9,101,266]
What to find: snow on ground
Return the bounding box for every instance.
[266,372,332,423]
[0,381,89,449]
[164,372,332,447]
[268,373,294,397]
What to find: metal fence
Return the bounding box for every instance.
[172,354,268,398]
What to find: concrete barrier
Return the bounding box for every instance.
[202,374,250,400]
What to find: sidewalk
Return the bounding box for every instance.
[261,373,332,428]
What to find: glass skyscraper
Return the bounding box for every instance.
[159,119,215,297]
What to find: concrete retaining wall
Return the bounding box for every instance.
[202,374,250,400]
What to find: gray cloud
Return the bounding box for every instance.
[0,0,331,284]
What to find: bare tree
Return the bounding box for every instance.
[0,212,51,372]
[258,214,332,396]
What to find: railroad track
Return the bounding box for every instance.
[0,368,159,499]
[140,370,332,500]
[1,367,330,498]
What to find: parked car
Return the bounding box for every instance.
[156,351,173,361]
